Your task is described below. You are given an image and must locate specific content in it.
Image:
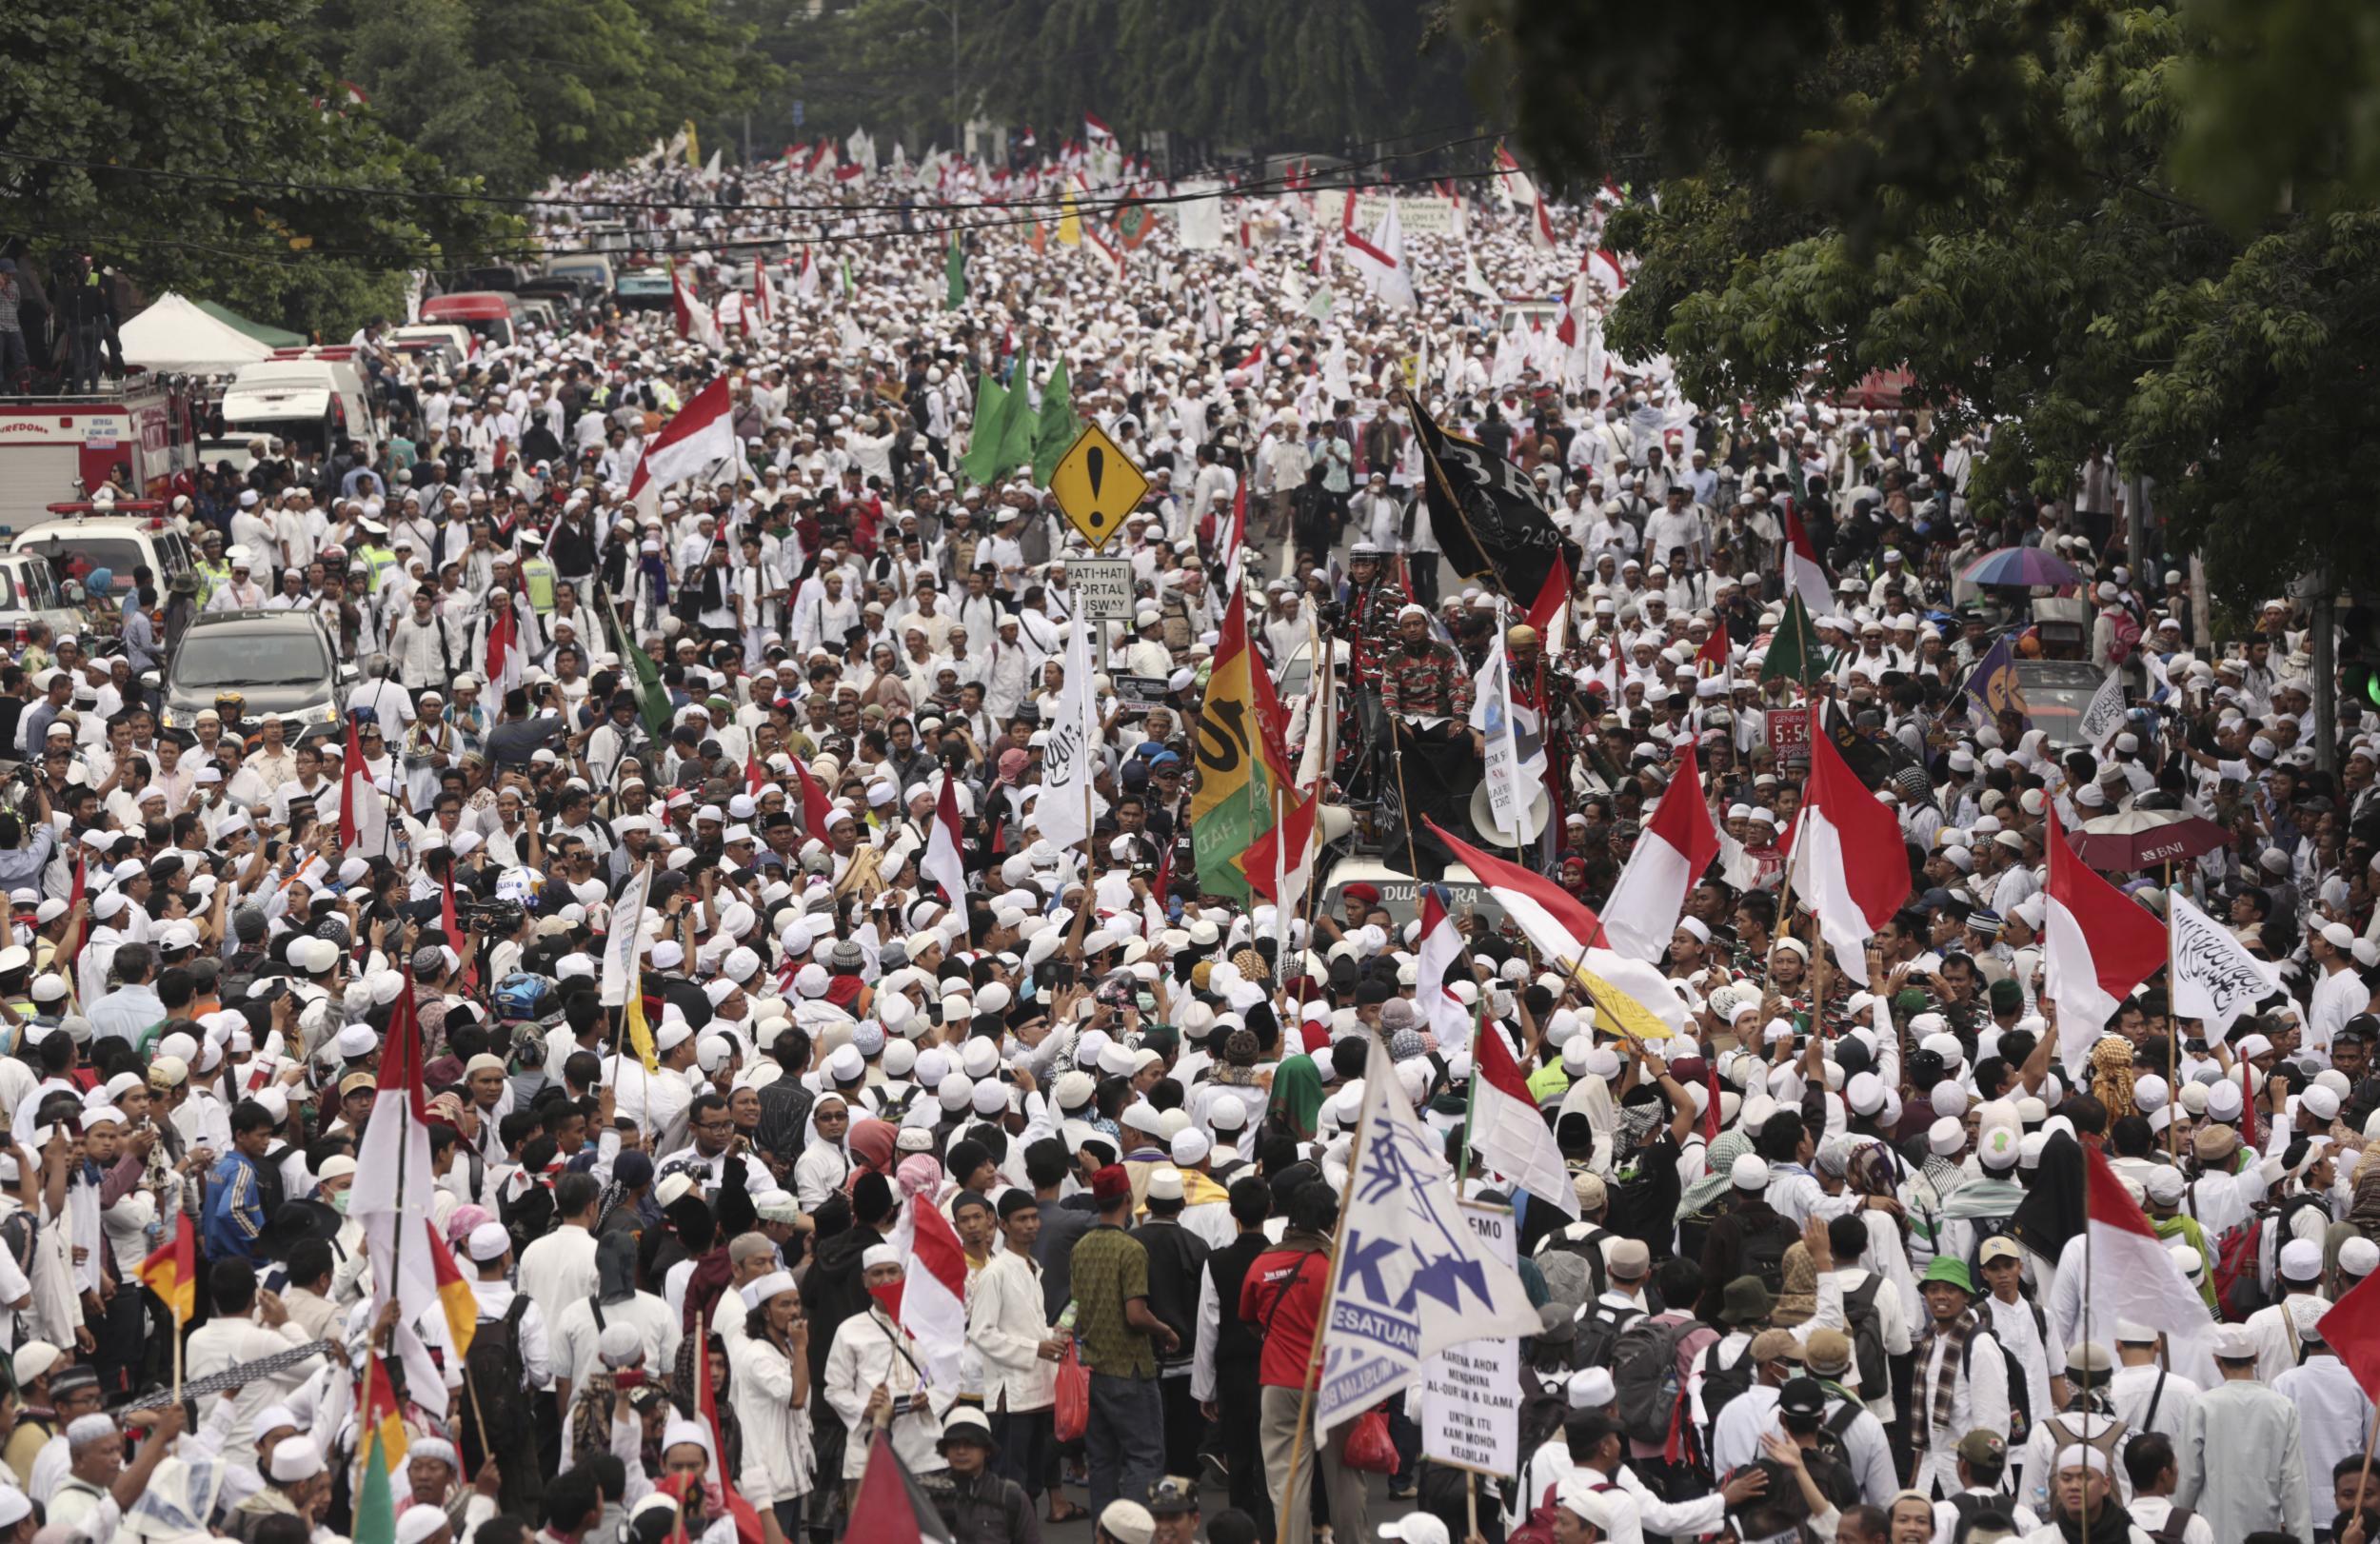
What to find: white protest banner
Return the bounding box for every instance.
[2077,669,2128,751]
[601,861,650,1008]
[2169,890,2282,1037]
[1032,617,1101,850]
[1173,179,1225,249]
[1314,1039,1540,1434]
[1316,189,1458,236]
[1420,1203,1524,1475]
[1070,558,1137,622]
[1472,642,1524,840]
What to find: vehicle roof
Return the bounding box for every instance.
[181,608,329,634]
[14,517,174,538]
[423,292,513,314]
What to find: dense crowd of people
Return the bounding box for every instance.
[0,130,2369,1544]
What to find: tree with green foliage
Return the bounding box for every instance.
[1469,0,2380,608]
[0,0,525,338]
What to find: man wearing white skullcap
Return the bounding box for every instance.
[2174,1319,2311,1540]
[466,1219,553,1421]
[184,1258,328,1477]
[823,1244,942,1482]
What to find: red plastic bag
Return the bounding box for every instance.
[1054,1342,1090,1442]
[1342,1409,1398,1475]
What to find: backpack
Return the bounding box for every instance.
[2105,607,2143,667]
[1948,1491,2021,1544]
[1698,1341,1757,1425]
[1800,1404,1865,1511]
[1961,1327,2035,1446]
[2148,1506,2196,1543]
[2215,1194,2328,1320]
[1735,1208,1798,1297]
[499,1170,554,1257]
[466,1297,544,1508]
[1572,1301,1643,1376]
[1964,1222,2019,1279]
[1534,1224,1611,1318]
[1842,1276,1892,1400]
[1613,1316,1696,1450]
[1510,1477,1615,1544]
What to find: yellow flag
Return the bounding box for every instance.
[1572,961,1675,1040]
[1056,190,1081,247]
[625,968,659,1072]
[684,120,702,169]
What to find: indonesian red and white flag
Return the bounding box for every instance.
[1471,1017,1575,1214]
[1082,222,1125,283]
[2077,1142,2215,1339]
[668,264,724,351]
[1783,503,1834,615]
[2043,802,2168,1076]
[625,375,738,520]
[483,601,524,697]
[1601,738,1722,961]
[1413,888,1473,1048]
[899,1195,969,1392]
[749,263,773,329]
[347,980,452,1416]
[793,249,820,304]
[1345,198,1417,310]
[1427,820,1690,1036]
[1788,723,1908,984]
[1082,111,1116,146]
[922,774,969,942]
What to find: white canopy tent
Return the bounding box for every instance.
[119,292,275,374]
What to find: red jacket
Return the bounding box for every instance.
[1239,1237,1332,1389]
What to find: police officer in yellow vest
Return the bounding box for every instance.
[354,519,401,595]
[517,529,558,619]
[190,529,231,610]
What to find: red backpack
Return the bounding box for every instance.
[1509,1477,1616,1544]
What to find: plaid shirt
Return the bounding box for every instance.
[0,278,19,333]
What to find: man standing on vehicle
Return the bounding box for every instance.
[205,548,268,613]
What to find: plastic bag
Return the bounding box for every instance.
[1342,1408,1398,1475]
[1054,1341,1090,1442]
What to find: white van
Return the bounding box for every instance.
[219,351,380,465]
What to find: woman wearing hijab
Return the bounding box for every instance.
[794,1095,855,1210]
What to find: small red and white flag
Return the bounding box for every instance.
[1082,112,1116,146]
[667,264,723,352]
[2320,1264,2380,1399]
[1525,556,1572,656]
[1601,737,1723,962]
[793,249,820,303]
[922,775,969,941]
[1783,503,1834,615]
[1470,1015,1576,1215]
[484,601,524,697]
[1414,888,1473,1048]
[833,160,863,183]
[1696,625,1732,678]
[899,1195,969,1392]
[749,263,773,328]
[2043,802,2168,1075]
[790,754,834,837]
[1787,722,1908,984]
[1082,222,1125,282]
[625,375,738,520]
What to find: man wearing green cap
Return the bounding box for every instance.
[1909,1257,2011,1498]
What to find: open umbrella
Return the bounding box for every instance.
[1961,546,2084,588]
[2071,807,2233,871]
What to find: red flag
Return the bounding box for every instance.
[2322,1267,2380,1398]
[340,712,367,849]
[485,602,519,693]
[2241,1059,2257,1148]
[691,1313,766,1544]
[67,850,84,917]
[1696,626,1731,676]
[790,755,833,836]
[845,1431,959,1544]
[745,748,765,800]
[441,883,479,992]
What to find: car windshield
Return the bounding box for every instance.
[24,538,144,592]
[174,628,329,689]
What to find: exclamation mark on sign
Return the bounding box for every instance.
[1085,446,1105,501]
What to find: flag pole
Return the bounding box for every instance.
[2163,860,2180,1159]
[1272,1073,1373,1544]
[1458,962,1486,1175]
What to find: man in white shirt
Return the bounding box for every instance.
[515,1173,605,1333]
[1910,1257,2010,1498]
[183,1261,326,1473]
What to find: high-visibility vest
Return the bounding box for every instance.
[192,559,229,607]
[519,555,558,615]
[360,544,400,593]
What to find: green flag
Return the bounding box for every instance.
[600,583,672,736]
[838,258,853,299]
[994,369,1039,477]
[959,370,1012,486]
[351,1425,396,1544]
[1031,361,1081,484]
[944,233,966,310]
[1757,592,1832,686]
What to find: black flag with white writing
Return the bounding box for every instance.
[1408,394,1580,615]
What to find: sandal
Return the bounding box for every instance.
[1047,1501,1088,1524]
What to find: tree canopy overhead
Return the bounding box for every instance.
[1471,0,2380,607]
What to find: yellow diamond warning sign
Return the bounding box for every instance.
[1047,422,1149,552]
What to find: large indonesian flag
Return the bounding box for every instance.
[1471,1018,1575,1215]
[900,1194,969,1392]
[922,774,969,943]
[484,601,524,696]
[1783,503,1834,616]
[1427,820,1689,1037]
[2079,1142,2216,1337]
[1787,723,1907,984]
[2043,802,2168,1075]
[1601,738,1722,961]
[625,376,738,520]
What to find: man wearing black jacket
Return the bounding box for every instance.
[1194,1177,1275,1537]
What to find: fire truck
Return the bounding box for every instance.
[0,378,201,530]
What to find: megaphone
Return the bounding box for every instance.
[1313,802,1357,846]
[1470,780,1552,845]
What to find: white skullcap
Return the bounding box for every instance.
[861,1244,902,1271]
[466,1222,511,1261]
[268,1435,325,1481]
[1565,1367,1616,1409]
[397,1506,452,1544]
